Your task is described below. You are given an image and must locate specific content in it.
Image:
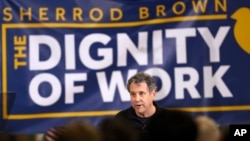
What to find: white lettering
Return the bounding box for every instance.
[166,28,196,64]
[145,68,171,101]
[117,32,148,66]
[97,70,137,102]
[175,67,201,99]
[198,26,230,62]
[29,35,61,70]
[65,34,76,70]
[152,30,163,65]
[234,129,247,136]
[29,73,61,106]
[79,33,113,70]
[204,65,233,98]
[65,73,87,104]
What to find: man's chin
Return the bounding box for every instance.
[135,109,145,115]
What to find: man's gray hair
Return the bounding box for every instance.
[126,72,157,92]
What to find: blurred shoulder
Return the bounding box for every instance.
[115,107,134,118]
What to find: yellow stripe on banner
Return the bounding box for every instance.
[7,111,119,120]
[3,14,227,28]
[4,105,250,120]
[2,24,8,119]
[168,105,250,112]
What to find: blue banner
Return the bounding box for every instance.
[1,0,250,134]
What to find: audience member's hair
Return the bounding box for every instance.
[195,115,221,141]
[98,117,139,141]
[219,125,229,141]
[147,109,198,141]
[57,120,101,141]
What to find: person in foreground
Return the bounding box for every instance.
[147,109,198,141]
[195,115,221,141]
[114,72,198,141]
[46,120,101,141]
[97,117,139,141]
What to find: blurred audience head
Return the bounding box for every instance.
[98,117,139,141]
[148,109,198,141]
[57,120,101,141]
[218,125,229,141]
[195,115,221,141]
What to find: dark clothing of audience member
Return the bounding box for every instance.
[50,120,101,141]
[98,117,139,141]
[219,125,230,141]
[147,109,198,141]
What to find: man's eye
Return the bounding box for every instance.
[130,93,136,96]
[139,92,144,96]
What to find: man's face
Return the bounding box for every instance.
[129,82,156,116]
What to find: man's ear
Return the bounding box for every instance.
[152,89,156,97]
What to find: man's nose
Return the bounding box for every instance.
[134,94,140,101]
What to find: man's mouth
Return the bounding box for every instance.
[135,104,142,107]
